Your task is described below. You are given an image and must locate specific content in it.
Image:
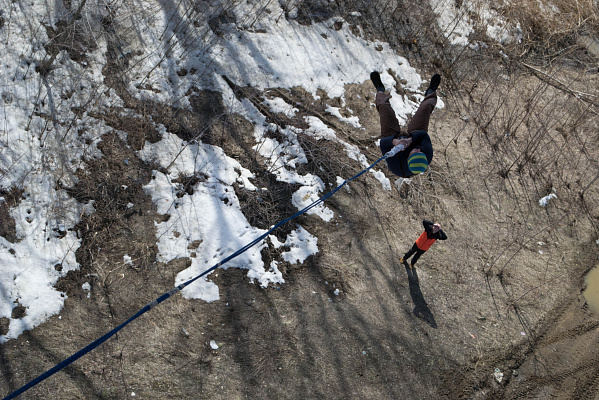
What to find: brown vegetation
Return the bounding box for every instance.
[0,0,598,399]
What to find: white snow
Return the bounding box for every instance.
[0,175,89,342]
[0,0,452,341]
[263,97,299,118]
[82,282,91,299]
[337,177,351,193]
[270,226,319,265]
[325,105,361,128]
[430,0,522,46]
[539,193,557,207]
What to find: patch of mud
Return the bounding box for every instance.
[10,304,26,320]
[502,294,599,399]
[0,195,17,243]
[58,131,159,302]
[208,9,237,37]
[0,318,9,336]
[40,16,97,73]
[74,107,162,151]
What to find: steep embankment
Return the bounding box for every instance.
[0,1,598,399]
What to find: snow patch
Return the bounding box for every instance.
[539,192,557,207]
[271,226,319,265]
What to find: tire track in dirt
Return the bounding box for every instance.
[535,319,599,347]
[442,290,599,399]
[501,294,599,400]
[506,357,599,399]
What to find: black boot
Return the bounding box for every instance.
[424,73,441,96]
[370,71,385,92]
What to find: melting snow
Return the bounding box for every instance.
[0,0,458,340]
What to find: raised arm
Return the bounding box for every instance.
[423,220,434,232]
[437,229,447,240]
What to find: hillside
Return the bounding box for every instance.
[1,0,598,399]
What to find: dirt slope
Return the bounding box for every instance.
[1,1,599,399]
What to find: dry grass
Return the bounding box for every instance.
[502,0,599,40]
[1,1,599,399]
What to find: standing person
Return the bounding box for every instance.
[371,71,440,177]
[400,220,447,269]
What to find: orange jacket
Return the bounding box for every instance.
[414,220,447,251]
[415,230,437,251]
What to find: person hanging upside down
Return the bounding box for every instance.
[371,71,440,177]
[400,220,447,269]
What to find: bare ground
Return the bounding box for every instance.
[1,71,598,399]
[1,1,599,399]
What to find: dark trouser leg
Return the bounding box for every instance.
[410,248,426,266]
[404,243,420,261]
[407,92,438,133]
[375,92,402,138]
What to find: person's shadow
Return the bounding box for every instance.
[404,264,437,328]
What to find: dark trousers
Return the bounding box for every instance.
[375,91,438,138]
[404,243,426,266]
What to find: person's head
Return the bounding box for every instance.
[407,149,428,175]
[432,223,441,233]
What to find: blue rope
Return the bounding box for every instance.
[2,153,390,400]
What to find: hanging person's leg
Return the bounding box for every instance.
[407,74,440,134]
[371,72,403,138]
[376,92,403,138]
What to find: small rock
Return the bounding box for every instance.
[494,368,503,383]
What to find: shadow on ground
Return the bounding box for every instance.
[405,265,437,328]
